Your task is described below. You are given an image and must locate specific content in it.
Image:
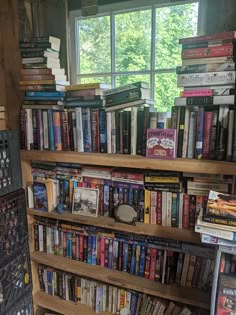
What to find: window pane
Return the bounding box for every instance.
[155,73,180,112]
[156,3,198,69]
[115,74,150,88]
[77,16,111,74]
[80,76,111,85]
[115,9,151,72]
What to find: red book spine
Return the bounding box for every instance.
[156,191,162,225]
[202,111,213,159]
[179,31,236,44]
[182,45,233,60]
[183,194,190,229]
[63,231,67,257]
[149,248,157,281]
[79,234,84,261]
[52,111,62,151]
[150,191,157,224]
[22,74,56,80]
[72,233,76,259]
[189,195,196,230]
[90,108,100,152]
[144,248,151,279]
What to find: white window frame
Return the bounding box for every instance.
[69,0,206,99]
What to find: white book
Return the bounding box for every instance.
[201,234,236,247]
[157,112,167,129]
[149,110,158,128]
[161,191,167,226]
[112,287,118,314]
[178,192,183,229]
[187,180,228,193]
[106,112,112,153]
[75,108,84,152]
[102,284,107,312]
[187,109,197,158]
[51,68,65,75]
[182,56,234,66]
[108,286,113,313]
[27,185,34,208]
[44,50,59,59]
[42,110,49,149]
[166,192,172,227]
[182,107,190,158]
[131,107,137,155]
[38,225,44,251]
[195,224,235,241]
[111,111,116,153]
[25,109,33,150]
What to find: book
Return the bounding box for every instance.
[182,56,235,66]
[104,99,154,112]
[146,129,177,159]
[176,62,236,74]
[33,179,55,212]
[216,274,236,315]
[103,82,149,96]
[65,83,110,91]
[182,45,234,60]
[179,31,236,45]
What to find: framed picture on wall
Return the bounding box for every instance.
[72,187,99,217]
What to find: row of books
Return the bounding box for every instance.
[33,218,214,290]
[38,264,200,315]
[20,104,169,155]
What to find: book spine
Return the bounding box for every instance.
[75,108,84,152]
[131,107,138,155]
[52,111,62,151]
[166,192,172,227]
[171,193,178,227]
[182,107,190,158]
[42,110,49,150]
[216,105,229,161]
[232,110,236,162]
[90,108,100,153]
[189,195,196,230]
[144,189,150,224]
[227,109,235,161]
[150,191,157,224]
[177,107,185,157]
[106,112,112,153]
[122,110,131,154]
[142,107,150,156]
[32,109,39,150]
[182,45,234,60]
[179,31,236,44]
[176,62,236,74]
[115,111,121,154]
[149,248,157,281]
[82,108,92,152]
[111,111,116,154]
[61,111,70,151]
[138,189,144,223]
[177,71,236,87]
[105,88,145,106]
[187,110,197,159]
[161,191,167,226]
[181,89,213,97]
[202,111,213,159]
[183,194,190,229]
[99,109,107,153]
[195,107,204,159]
[136,109,144,155]
[156,191,162,225]
[209,109,219,159]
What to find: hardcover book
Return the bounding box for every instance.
[146,129,177,159]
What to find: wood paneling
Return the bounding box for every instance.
[0,0,22,130]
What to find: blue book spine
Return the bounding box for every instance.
[48,110,55,151]
[130,244,136,275]
[130,293,138,315]
[118,187,124,204]
[122,242,129,272]
[138,246,146,277]
[66,233,72,259]
[108,239,113,269]
[26,91,65,97]
[129,188,134,204]
[63,180,70,209]
[171,193,179,228]
[82,108,92,152]
[103,185,110,216]
[92,235,97,265]
[47,270,53,295]
[195,106,204,159]
[87,235,93,264]
[99,109,107,153]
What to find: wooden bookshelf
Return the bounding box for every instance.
[20,150,236,175]
[34,291,111,315]
[27,208,201,244]
[31,251,211,310]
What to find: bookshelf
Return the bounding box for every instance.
[21,150,219,313]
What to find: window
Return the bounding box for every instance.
[70,1,199,112]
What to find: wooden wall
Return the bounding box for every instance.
[0,0,22,130]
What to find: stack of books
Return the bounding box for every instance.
[38,264,197,314]
[173,30,236,161]
[19,36,69,150]
[195,190,236,246]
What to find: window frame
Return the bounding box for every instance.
[69,0,205,100]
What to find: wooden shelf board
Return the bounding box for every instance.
[27,208,201,244]
[31,252,210,310]
[34,291,111,315]
[20,150,236,175]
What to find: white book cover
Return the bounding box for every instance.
[182,56,234,66]
[178,192,183,229]
[75,108,84,152]
[195,224,235,241]
[38,224,44,251]
[131,107,137,155]
[201,234,236,247]
[25,108,33,150]
[111,111,116,154]
[182,107,190,158]
[161,191,167,226]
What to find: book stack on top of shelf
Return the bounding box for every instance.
[174,30,236,161]
[195,190,236,247]
[19,36,70,150]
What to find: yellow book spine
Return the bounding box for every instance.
[19,80,55,85]
[145,176,179,183]
[65,83,101,91]
[144,189,151,224]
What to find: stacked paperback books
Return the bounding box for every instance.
[195,190,236,246]
[174,30,236,161]
[19,36,69,150]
